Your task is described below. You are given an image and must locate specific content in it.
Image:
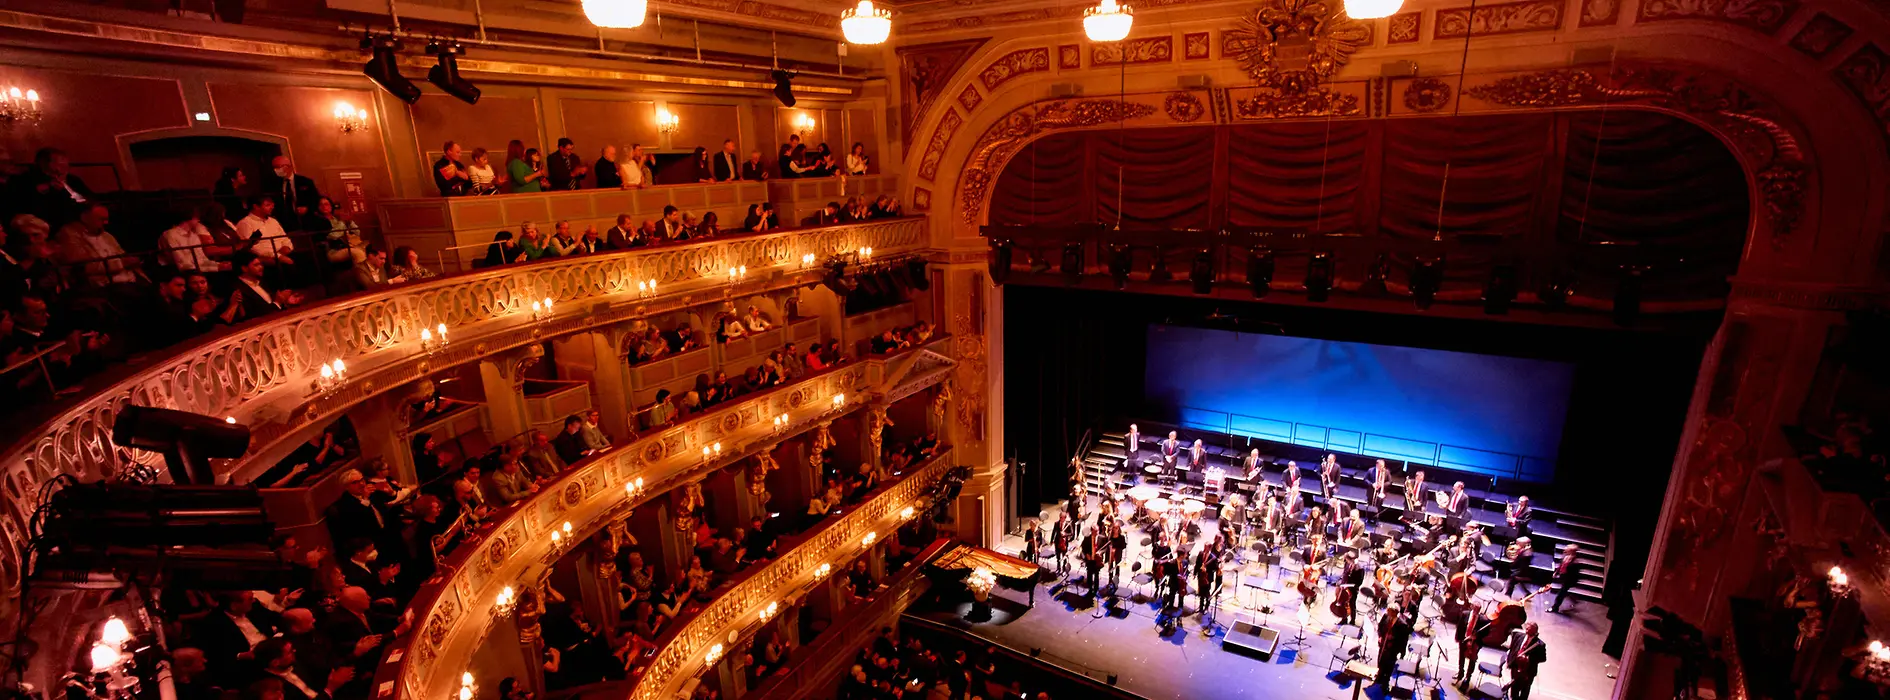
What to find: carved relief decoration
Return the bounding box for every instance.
[1790,13,1855,59]
[1224,0,1370,93]
[1434,0,1564,38]
[918,108,965,182]
[663,0,836,27]
[1235,88,1360,118]
[956,99,1158,224]
[958,85,985,113]
[1058,44,1083,69]
[913,187,933,211]
[951,335,987,441]
[1580,0,1620,26]
[1388,12,1422,42]
[980,48,1053,91]
[1165,92,1208,122]
[674,480,704,531]
[867,407,893,456]
[749,446,777,503]
[1464,67,1806,245]
[933,382,953,423]
[1636,0,1800,34]
[1185,32,1212,59]
[810,421,836,470]
[1403,77,1453,113]
[1092,36,1174,66]
[898,39,989,143]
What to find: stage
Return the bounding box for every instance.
[912,496,1622,700]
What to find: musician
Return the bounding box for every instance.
[1242,448,1264,481]
[1081,525,1105,597]
[1449,531,1481,574]
[1022,519,1045,564]
[1297,561,1321,608]
[1159,431,1181,466]
[1417,514,1449,554]
[1052,512,1076,575]
[1367,459,1393,509]
[1189,439,1206,470]
[1258,496,1284,550]
[1069,478,1087,523]
[1375,604,1414,688]
[1498,536,1534,595]
[1306,506,1328,541]
[1402,471,1428,523]
[1320,454,1341,501]
[1454,596,1488,685]
[1219,495,1247,545]
[1193,536,1225,612]
[1301,533,1330,571]
[1106,517,1128,587]
[1445,481,1471,530]
[1161,544,1187,611]
[1506,495,1534,539]
[1339,511,1367,546]
[1127,424,1141,455]
[1549,544,1580,614]
[1330,498,1354,531]
[1506,623,1547,700]
[1282,461,1302,506]
[1338,551,1365,625]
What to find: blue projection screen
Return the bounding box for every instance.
[1144,325,1576,481]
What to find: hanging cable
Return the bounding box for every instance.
[1434,0,1481,242]
[1574,46,1619,244]
[1115,56,1127,231]
[1313,110,1335,234]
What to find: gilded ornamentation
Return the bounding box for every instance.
[979,48,1052,91]
[913,187,933,211]
[562,482,583,507]
[1224,0,1369,93]
[1403,77,1452,113]
[1388,12,1422,42]
[1435,0,1563,38]
[1165,92,1207,122]
[515,584,544,644]
[1636,0,1800,33]
[957,99,1158,223]
[918,108,965,182]
[1058,44,1082,69]
[674,481,704,532]
[1465,67,1807,244]
[933,382,953,423]
[1235,88,1360,118]
[897,38,988,142]
[958,85,984,113]
[750,446,778,497]
[1580,0,1620,26]
[867,407,893,457]
[1092,36,1174,66]
[1789,13,1854,59]
[952,337,988,441]
[1184,32,1212,60]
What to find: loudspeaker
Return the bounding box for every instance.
[1223,621,1282,660]
[1381,60,1418,77]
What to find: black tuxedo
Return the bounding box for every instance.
[235,279,287,319]
[325,496,389,554]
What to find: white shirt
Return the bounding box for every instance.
[745,313,771,331]
[270,668,319,699]
[621,159,646,187]
[63,226,140,284]
[467,163,497,189]
[241,276,275,305]
[161,222,225,271]
[846,153,868,175]
[235,214,294,258]
[227,611,267,648]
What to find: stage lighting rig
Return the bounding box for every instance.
[1304,251,1333,302]
[1189,248,1214,294]
[362,34,421,104]
[1149,245,1173,282]
[1061,243,1084,285]
[1247,246,1274,298]
[988,240,1013,285]
[1358,253,1390,296]
[1108,244,1131,289]
[1411,255,1444,310]
[427,42,481,105]
[113,406,251,485]
[1483,264,1517,315]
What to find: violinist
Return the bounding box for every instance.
[1022,518,1045,564]
[1367,459,1393,509]
[1319,454,1341,502]
[1052,511,1077,575]
[1506,495,1534,539]
[1506,623,1547,700]
[1454,594,1489,686]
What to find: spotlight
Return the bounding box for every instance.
[1190,248,1214,294]
[1358,253,1390,296]
[1305,251,1333,302]
[771,69,797,107]
[988,239,1012,285]
[1614,264,1645,326]
[427,43,481,105]
[1539,271,1571,311]
[1247,246,1274,298]
[1483,264,1517,315]
[1107,244,1131,289]
[1029,250,1051,274]
[1061,242,1083,285]
[1149,245,1172,282]
[112,406,252,485]
[362,35,421,105]
[905,258,931,290]
[1411,255,1444,310]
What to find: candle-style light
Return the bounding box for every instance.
[1,86,44,127]
[316,358,348,394]
[334,102,369,133]
[494,586,517,616]
[833,393,846,408]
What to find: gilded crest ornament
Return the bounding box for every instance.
[1165,92,1207,122]
[1403,77,1452,112]
[1225,0,1370,93]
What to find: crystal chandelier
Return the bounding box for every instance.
[841,0,893,45]
[1343,0,1403,19]
[1083,0,1133,42]
[583,0,647,29]
[0,86,43,127]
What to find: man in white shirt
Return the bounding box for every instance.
[235,195,297,265]
[54,203,143,286]
[622,144,652,189]
[161,212,230,272]
[744,305,771,331]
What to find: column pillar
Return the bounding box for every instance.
[352,390,417,483]
[478,345,543,442]
[568,542,615,631]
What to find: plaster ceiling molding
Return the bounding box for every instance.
[1833,44,1890,153]
[1432,0,1563,39]
[979,48,1055,91]
[898,38,990,144]
[1059,44,1083,69]
[919,108,967,181]
[1788,13,1856,59]
[958,84,986,111]
[1221,0,1368,118]
[1579,0,1620,27]
[1184,31,1212,59]
[1635,0,1802,35]
[956,98,1159,224]
[1387,11,1423,42]
[1091,35,1175,66]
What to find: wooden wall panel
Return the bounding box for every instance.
[209,84,393,224]
[561,98,660,153]
[846,108,880,172]
[0,69,189,191]
[667,102,741,153]
[410,94,541,162]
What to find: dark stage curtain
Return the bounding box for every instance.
[989,132,1092,226]
[1377,114,1552,244]
[1227,121,1369,233]
[1094,128,1216,229]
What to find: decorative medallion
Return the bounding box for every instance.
[1059,44,1083,69]
[1435,0,1563,38]
[1403,77,1452,112]
[642,440,666,464]
[1165,92,1208,122]
[789,387,811,407]
[958,85,985,112]
[562,482,583,507]
[958,99,1157,223]
[1388,12,1422,43]
[1789,13,1854,58]
[1093,36,1175,65]
[980,48,1052,91]
[913,187,933,211]
[1225,0,1370,92]
[486,535,509,567]
[897,38,990,142]
[1637,0,1799,33]
[1185,32,1212,60]
[918,108,966,182]
[721,411,742,433]
[1579,0,1620,26]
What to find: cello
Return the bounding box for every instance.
[1479,588,1547,647]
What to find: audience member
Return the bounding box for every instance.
[507,141,545,193]
[741,150,769,181]
[234,195,299,268]
[712,140,741,182]
[482,231,522,267]
[547,221,581,257]
[389,246,435,281]
[547,137,589,190]
[6,147,93,229]
[213,166,248,222]
[232,251,304,318]
[621,145,654,189]
[595,145,623,189]
[847,142,870,175]
[55,202,143,287]
[467,148,502,195]
[160,206,232,273]
[434,141,472,197]
[262,155,322,230]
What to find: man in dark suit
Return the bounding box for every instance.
[740,150,769,181]
[1376,604,1413,688]
[1506,623,1547,700]
[1549,544,1581,613]
[552,415,593,464]
[232,251,300,320]
[712,139,741,182]
[322,586,409,680]
[801,202,841,227]
[325,470,391,559]
[250,638,351,700]
[605,214,641,249]
[5,147,93,230]
[260,156,322,231]
[194,592,280,682]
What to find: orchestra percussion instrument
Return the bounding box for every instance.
[1146,497,1173,514]
[1181,499,1208,516]
[1127,485,1160,503]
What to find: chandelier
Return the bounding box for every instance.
[583,0,647,29]
[0,86,42,127]
[1343,0,1403,19]
[1083,0,1133,42]
[841,0,893,45]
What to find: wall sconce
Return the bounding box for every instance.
[726,265,748,282]
[0,86,43,127]
[420,323,448,353]
[225,416,238,424]
[547,521,575,552]
[637,279,661,298]
[801,253,817,269]
[333,102,369,133]
[657,109,680,135]
[858,247,874,261]
[494,586,518,617]
[89,643,122,673]
[758,600,779,623]
[861,532,876,548]
[900,506,915,520]
[316,358,348,395]
[530,297,554,321]
[814,562,832,580]
[832,393,846,408]
[793,113,816,134]
[625,476,647,498]
[772,413,790,432]
[700,442,722,463]
[705,643,725,665]
[1830,566,1853,597]
[456,672,477,700]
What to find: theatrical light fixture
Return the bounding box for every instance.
[1343,0,1403,20]
[1304,251,1333,302]
[0,85,43,127]
[1189,248,1215,295]
[112,406,253,485]
[1061,243,1084,285]
[101,617,131,646]
[840,0,893,45]
[988,239,1013,286]
[427,43,481,105]
[583,0,648,28]
[1083,0,1134,42]
[1148,245,1172,282]
[362,35,422,105]
[1108,244,1131,289]
[1247,246,1274,298]
[772,70,798,108]
[657,109,680,135]
[1483,264,1517,315]
[1539,272,1571,312]
[1358,253,1390,297]
[333,102,369,133]
[1613,264,1644,326]
[1410,256,1444,310]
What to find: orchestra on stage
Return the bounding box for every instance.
[1014,425,1574,698]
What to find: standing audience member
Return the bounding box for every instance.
[741,151,769,181]
[467,148,502,195]
[213,166,247,222]
[262,155,322,229]
[595,145,623,189]
[547,137,590,190]
[434,141,471,197]
[621,145,655,189]
[846,143,870,175]
[507,141,545,193]
[712,140,741,182]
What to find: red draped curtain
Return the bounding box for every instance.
[1227,121,1369,233]
[989,132,1092,226]
[1094,127,1217,229]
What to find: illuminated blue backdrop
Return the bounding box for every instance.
[1144,325,1577,481]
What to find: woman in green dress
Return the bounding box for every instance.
[506,140,545,193]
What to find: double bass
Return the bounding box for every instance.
[1479,588,1547,647]
[1298,564,1322,607]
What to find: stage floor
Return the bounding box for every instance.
[918,498,1620,700]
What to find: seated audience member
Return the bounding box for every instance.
[351,245,406,291]
[780,343,807,377]
[719,313,747,342]
[579,410,612,451]
[149,271,221,348]
[640,389,675,430]
[389,246,436,281]
[552,415,596,464]
[234,195,299,268]
[806,343,829,372]
[467,147,503,195]
[657,206,686,241]
[194,591,279,676]
[434,141,472,196]
[741,150,769,181]
[233,251,304,319]
[491,455,539,504]
[482,231,524,267]
[56,202,145,287]
[696,212,721,238]
[161,207,232,273]
[741,517,777,562]
[249,639,352,700]
[606,214,640,249]
[517,221,551,260]
[741,204,768,232]
[847,142,870,175]
[577,225,605,254]
[546,221,582,256]
[312,197,367,283]
[667,323,698,353]
[743,306,771,332]
[802,201,842,227]
[518,432,565,479]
